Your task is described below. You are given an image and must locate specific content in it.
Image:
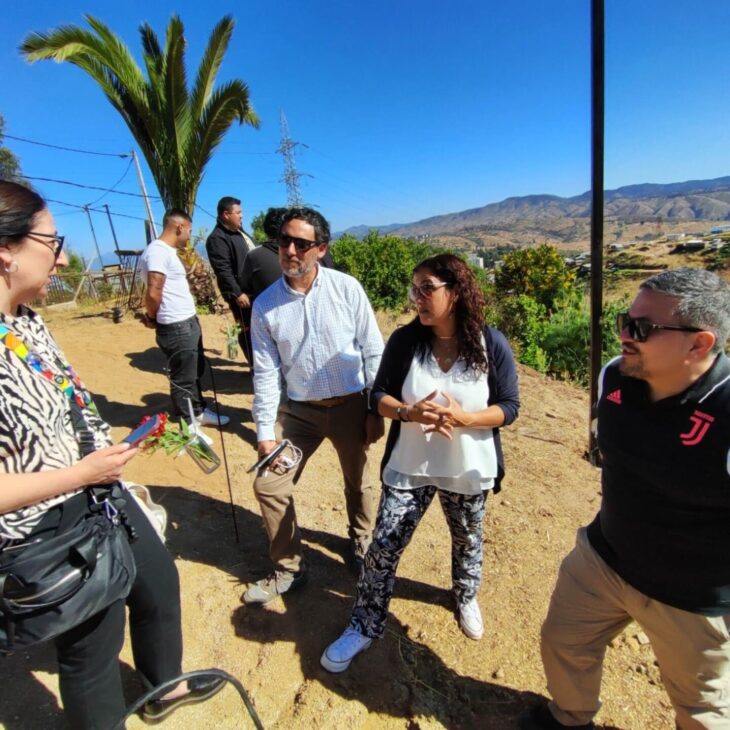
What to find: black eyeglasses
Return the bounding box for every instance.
[27,231,65,259]
[616,312,703,342]
[408,281,448,301]
[277,234,320,252]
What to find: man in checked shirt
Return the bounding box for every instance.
[243,207,385,605]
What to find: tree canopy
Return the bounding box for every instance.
[0,115,22,181]
[21,14,259,213]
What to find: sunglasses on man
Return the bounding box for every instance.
[28,231,65,259]
[616,312,703,343]
[277,234,321,252]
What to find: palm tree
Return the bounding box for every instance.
[21,14,258,212]
[21,14,259,304]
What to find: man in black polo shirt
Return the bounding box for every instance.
[523,269,730,730]
[205,196,256,362]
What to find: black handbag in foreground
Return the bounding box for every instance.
[0,489,137,654]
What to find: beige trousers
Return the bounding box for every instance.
[541,528,730,729]
[252,394,373,574]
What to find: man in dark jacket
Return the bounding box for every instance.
[205,196,256,362]
[522,268,730,730]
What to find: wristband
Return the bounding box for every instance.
[400,404,410,422]
[145,313,157,324]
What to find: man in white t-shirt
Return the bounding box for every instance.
[140,208,229,426]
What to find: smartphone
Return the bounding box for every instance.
[123,415,164,447]
[247,440,289,474]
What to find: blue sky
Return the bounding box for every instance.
[1,1,729,261]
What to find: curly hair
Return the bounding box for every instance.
[411,253,488,373]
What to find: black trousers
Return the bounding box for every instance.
[37,492,183,729]
[155,315,207,420]
[226,297,253,366]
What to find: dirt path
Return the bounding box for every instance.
[1,308,673,729]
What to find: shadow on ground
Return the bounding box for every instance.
[0,486,622,729]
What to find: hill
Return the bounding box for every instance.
[338,176,730,251]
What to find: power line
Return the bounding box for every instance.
[5,133,129,158]
[194,203,217,220]
[85,157,135,207]
[25,175,161,199]
[45,198,160,226]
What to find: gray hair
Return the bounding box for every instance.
[640,268,730,353]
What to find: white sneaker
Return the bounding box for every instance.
[320,627,373,673]
[197,408,230,427]
[458,597,484,640]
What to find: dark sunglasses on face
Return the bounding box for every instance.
[27,231,65,259]
[616,312,703,342]
[408,281,448,301]
[277,234,320,252]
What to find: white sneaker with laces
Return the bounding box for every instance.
[320,627,373,672]
[458,597,484,640]
[197,408,230,427]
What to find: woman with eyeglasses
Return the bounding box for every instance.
[321,253,520,672]
[0,181,223,728]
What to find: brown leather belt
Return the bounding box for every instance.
[302,391,363,408]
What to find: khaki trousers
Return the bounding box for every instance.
[541,528,730,729]
[253,394,373,574]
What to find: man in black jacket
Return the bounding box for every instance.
[205,196,256,362]
[523,269,730,730]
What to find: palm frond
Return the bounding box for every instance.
[189,15,234,122]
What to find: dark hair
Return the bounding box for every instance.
[162,208,192,228]
[217,196,241,218]
[0,180,46,246]
[411,253,488,373]
[641,268,730,354]
[263,207,287,240]
[279,207,330,244]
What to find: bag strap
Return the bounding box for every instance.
[0,324,92,410]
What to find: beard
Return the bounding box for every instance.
[618,351,647,380]
[281,258,316,279]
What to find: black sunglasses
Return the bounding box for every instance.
[27,231,65,259]
[616,312,703,343]
[277,233,321,252]
[408,281,449,301]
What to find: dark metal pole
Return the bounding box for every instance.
[104,204,121,254]
[588,0,605,463]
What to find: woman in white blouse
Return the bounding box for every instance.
[322,253,520,673]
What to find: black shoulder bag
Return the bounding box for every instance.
[0,403,137,654]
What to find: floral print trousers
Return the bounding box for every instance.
[350,484,488,639]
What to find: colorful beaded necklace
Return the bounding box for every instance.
[0,323,97,413]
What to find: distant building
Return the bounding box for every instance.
[666,233,686,241]
[710,225,730,234]
[466,253,484,269]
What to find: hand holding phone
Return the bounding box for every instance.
[247,440,290,474]
[123,414,164,447]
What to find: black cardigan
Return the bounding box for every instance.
[372,321,520,492]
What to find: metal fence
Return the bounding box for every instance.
[31,255,145,311]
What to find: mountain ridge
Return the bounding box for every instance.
[336,176,730,240]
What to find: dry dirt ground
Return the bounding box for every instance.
[1,308,676,730]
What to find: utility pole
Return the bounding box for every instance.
[131,148,157,240]
[83,206,105,268]
[588,0,604,464]
[276,111,310,206]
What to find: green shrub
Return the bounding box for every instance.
[331,231,441,310]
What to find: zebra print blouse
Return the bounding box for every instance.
[0,307,112,544]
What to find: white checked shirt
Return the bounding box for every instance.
[251,266,384,441]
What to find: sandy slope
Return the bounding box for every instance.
[1,308,673,730]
